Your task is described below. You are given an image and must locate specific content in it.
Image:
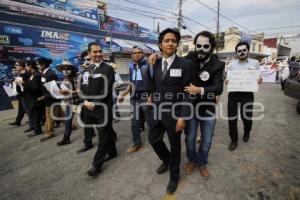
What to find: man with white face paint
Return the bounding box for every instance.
[183,31,225,179]
[148,31,225,179]
[225,41,262,151]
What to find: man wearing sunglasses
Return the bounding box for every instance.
[225,41,262,151]
[118,46,151,154]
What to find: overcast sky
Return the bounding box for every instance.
[105,0,300,37]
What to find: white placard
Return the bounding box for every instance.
[3,83,17,97]
[43,80,65,99]
[260,69,277,83]
[227,70,260,92]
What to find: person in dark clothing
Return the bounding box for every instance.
[36,57,58,142]
[82,42,117,177]
[148,31,225,179]
[146,28,193,194]
[25,60,44,137]
[76,51,97,154]
[9,60,31,127]
[183,31,225,179]
[56,60,80,146]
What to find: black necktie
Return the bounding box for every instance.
[163,60,168,78]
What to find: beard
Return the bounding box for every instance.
[196,50,211,61]
[238,53,248,60]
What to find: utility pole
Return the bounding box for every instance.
[178,0,183,56]
[153,17,156,32]
[216,0,220,54]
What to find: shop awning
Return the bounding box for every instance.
[146,43,160,52]
[112,39,153,54]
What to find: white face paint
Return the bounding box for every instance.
[236,45,249,60]
[196,36,212,59]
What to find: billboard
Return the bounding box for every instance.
[0,22,101,80]
[0,0,101,29]
[139,27,158,41]
[100,15,139,37]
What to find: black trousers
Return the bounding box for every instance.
[30,104,43,134]
[16,95,25,124]
[227,92,254,142]
[281,79,287,90]
[148,122,182,182]
[92,120,117,169]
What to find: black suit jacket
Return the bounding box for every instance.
[24,71,43,110]
[41,68,58,106]
[81,62,115,124]
[185,52,225,117]
[148,55,193,129]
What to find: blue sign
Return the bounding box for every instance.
[1,0,100,30]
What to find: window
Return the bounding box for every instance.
[252,43,256,52]
[259,44,262,52]
[183,45,189,53]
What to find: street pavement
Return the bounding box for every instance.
[0,83,299,200]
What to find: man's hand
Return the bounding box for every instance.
[148,53,160,65]
[257,76,263,84]
[84,101,95,111]
[176,118,185,132]
[117,94,125,103]
[37,96,44,101]
[184,83,202,95]
[147,95,152,105]
[225,80,229,84]
[59,89,70,96]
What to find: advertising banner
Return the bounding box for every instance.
[100,15,139,37]
[0,0,100,29]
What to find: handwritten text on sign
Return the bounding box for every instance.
[227,70,260,92]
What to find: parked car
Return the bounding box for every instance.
[284,68,300,114]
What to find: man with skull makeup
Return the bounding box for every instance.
[148,31,225,180]
[225,41,262,151]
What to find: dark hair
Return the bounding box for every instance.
[132,46,144,53]
[235,41,250,52]
[36,57,52,68]
[158,28,181,48]
[290,56,296,61]
[26,60,38,70]
[80,50,88,60]
[88,42,101,52]
[193,31,217,51]
[15,59,26,68]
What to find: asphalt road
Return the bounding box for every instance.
[0,83,299,200]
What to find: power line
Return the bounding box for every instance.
[109,7,169,20]
[121,0,178,16]
[192,0,252,32]
[254,25,300,31]
[183,16,215,31]
[107,3,176,19]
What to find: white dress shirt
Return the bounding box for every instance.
[162,53,176,71]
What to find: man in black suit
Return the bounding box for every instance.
[80,42,117,177]
[25,60,44,137]
[36,57,58,142]
[147,28,192,194]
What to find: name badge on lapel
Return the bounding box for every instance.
[82,72,89,85]
[41,77,46,83]
[248,66,256,70]
[170,69,182,77]
[93,74,102,78]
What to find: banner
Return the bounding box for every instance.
[0,0,100,29]
[260,69,277,83]
[100,15,139,37]
[139,27,158,41]
[227,70,260,92]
